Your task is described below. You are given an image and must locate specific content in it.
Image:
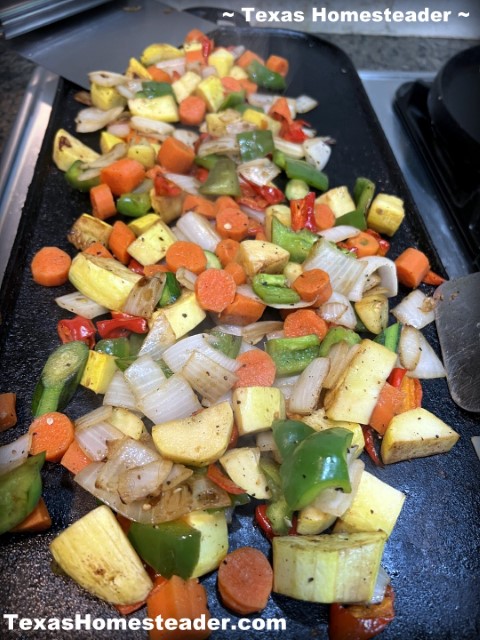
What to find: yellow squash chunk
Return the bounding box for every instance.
[220,447,271,499]
[162,291,206,339]
[229,65,249,80]
[100,131,124,154]
[128,95,179,123]
[172,71,202,104]
[182,510,229,578]
[324,339,397,424]
[367,194,405,237]
[50,506,153,605]
[207,47,235,77]
[333,470,405,537]
[80,350,117,394]
[52,128,99,171]
[90,83,126,111]
[127,213,160,237]
[68,254,141,311]
[354,293,389,335]
[125,57,152,80]
[127,219,177,266]
[381,408,460,464]
[297,506,336,536]
[152,401,233,467]
[301,408,364,456]
[127,143,156,169]
[108,407,145,440]
[242,108,281,135]
[232,386,285,436]
[315,186,356,219]
[237,239,290,277]
[141,43,183,66]
[150,192,183,224]
[67,214,113,251]
[196,75,224,112]
[273,531,387,604]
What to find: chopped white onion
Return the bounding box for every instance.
[176,211,221,252]
[173,129,199,149]
[405,329,446,379]
[88,70,128,86]
[75,405,113,431]
[323,342,361,389]
[130,115,175,140]
[170,224,189,242]
[124,355,167,401]
[139,312,177,360]
[303,239,367,300]
[175,267,197,290]
[392,289,436,329]
[163,333,241,374]
[55,291,108,319]
[369,566,391,605]
[229,44,245,60]
[318,225,360,243]
[319,292,357,330]
[201,65,217,78]
[238,204,266,221]
[289,357,330,415]
[182,350,237,404]
[118,459,173,503]
[75,422,124,461]
[303,137,331,171]
[242,321,284,345]
[95,438,160,492]
[247,92,277,111]
[196,135,239,157]
[314,458,364,517]
[0,433,32,476]
[103,372,139,412]
[107,121,131,138]
[295,94,319,113]
[140,374,201,424]
[155,57,186,74]
[122,273,165,319]
[272,136,304,159]
[238,158,281,187]
[398,325,422,371]
[75,106,124,133]
[164,172,200,195]
[81,143,127,169]
[348,256,398,301]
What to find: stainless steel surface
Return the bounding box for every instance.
[359,69,472,278]
[0,66,58,285]
[434,272,480,412]
[5,0,214,89]
[0,0,113,39]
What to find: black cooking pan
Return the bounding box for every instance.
[427,44,480,172]
[1,26,479,640]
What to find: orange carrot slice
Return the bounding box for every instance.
[233,350,276,388]
[31,246,71,287]
[218,547,273,615]
[166,241,207,275]
[29,412,75,463]
[284,309,328,340]
[194,268,237,312]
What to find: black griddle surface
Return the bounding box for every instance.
[1,27,479,640]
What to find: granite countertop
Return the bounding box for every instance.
[0,33,477,161]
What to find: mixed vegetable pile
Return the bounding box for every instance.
[0,28,462,640]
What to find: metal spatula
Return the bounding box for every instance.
[434,272,480,412]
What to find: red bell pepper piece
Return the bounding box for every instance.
[201,36,214,61]
[361,425,383,467]
[227,422,239,450]
[365,229,390,257]
[128,258,145,275]
[291,192,317,232]
[255,504,297,541]
[154,174,182,197]
[387,367,407,389]
[329,585,395,640]
[96,313,148,339]
[206,464,245,495]
[249,182,285,205]
[57,316,96,348]
[280,119,309,143]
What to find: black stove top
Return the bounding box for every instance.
[394,80,480,270]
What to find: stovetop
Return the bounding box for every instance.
[0,69,476,286]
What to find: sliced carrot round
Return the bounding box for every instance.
[194,268,237,313]
[292,268,332,305]
[215,238,240,267]
[284,309,328,340]
[216,207,249,241]
[233,350,276,388]
[224,261,246,286]
[218,546,273,615]
[29,412,75,462]
[31,246,72,287]
[166,241,207,275]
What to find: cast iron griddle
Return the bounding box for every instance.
[0,27,479,640]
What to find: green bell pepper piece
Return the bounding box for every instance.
[0,452,45,534]
[272,149,286,169]
[199,157,241,197]
[219,90,246,111]
[272,419,316,460]
[32,341,89,417]
[207,328,242,359]
[237,130,274,162]
[234,102,264,115]
[95,337,134,371]
[195,154,221,170]
[246,59,286,91]
[259,458,293,535]
[335,177,375,229]
[65,160,101,192]
[128,520,200,579]
[135,81,174,99]
[266,334,320,377]
[158,272,182,307]
[116,191,151,218]
[374,322,402,353]
[280,427,353,511]
[318,327,361,357]
[271,217,317,264]
[252,273,300,305]
[284,157,329,192]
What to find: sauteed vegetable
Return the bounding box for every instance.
[0,28,460,640]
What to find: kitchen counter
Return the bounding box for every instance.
[0,34,477,160]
